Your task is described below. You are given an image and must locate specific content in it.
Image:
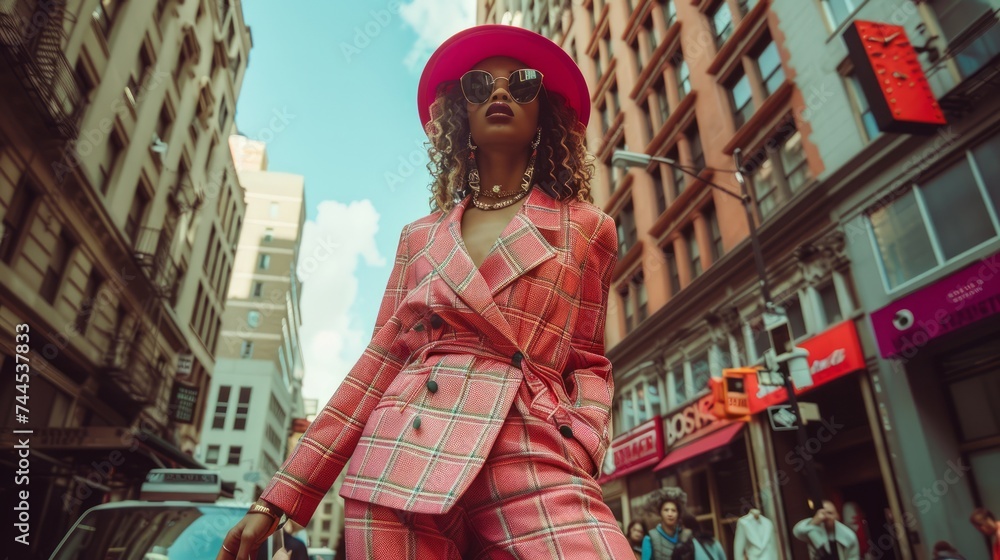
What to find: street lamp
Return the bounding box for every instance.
[612,149,826,512]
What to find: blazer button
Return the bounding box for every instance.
[429,314,443,329]
[511,351,524,367]
[413,323,425,332]
[559,425,574,439]
[426,380,438,393]
[412,417,422,430]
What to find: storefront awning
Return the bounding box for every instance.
[653,423,744,472]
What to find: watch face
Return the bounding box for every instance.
[843,20,946,134]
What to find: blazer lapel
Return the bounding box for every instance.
[424,197,517,343]
[478,188,560,296]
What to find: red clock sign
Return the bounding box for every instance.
[843,20,947,134]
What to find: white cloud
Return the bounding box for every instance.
[399,0,477,71]
[296,199,386,405]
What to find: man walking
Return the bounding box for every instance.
[793,500,860,560]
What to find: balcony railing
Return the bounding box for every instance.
[0,0,85,139]
[133,226,180,300]
[101,333,170,418]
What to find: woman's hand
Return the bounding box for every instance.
[217,512,278,560]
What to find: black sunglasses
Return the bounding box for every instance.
[460,69,545,105]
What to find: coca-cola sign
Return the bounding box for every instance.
[751,320,866,411]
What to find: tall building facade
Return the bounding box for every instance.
[197,136,305,502]
[479,1,999,559]
[0,1,251,556]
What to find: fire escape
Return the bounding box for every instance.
[0,0,84,139]
[101,224,181,418]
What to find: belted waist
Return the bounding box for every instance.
[410,339,573,430]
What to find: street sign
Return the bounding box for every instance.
[767,405,800,431]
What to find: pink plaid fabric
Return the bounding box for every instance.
[342,385,634,559]
[261,188,620,535]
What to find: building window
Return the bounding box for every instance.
[675,53,691,100]
[621,389,636,430]
[227,445,242,465]
[653,173,667,216]
[663,244,681,296]
[869,138,1000,289]
[616,201,638,259]
[662,0,678,28]
[92,0,117,38]
[641,99,655,146]
[269,202,279,218]
[710,1,734,48]
[264,228,274,242]
[258,254,270,270]
[726,68,754,129]
[233,387,251,430]
[76,268,102,333]
[706,205,724,260]
[101,132,124,193]
[619,270,648,333]
[212,385,231,429]
[754,39,785,96]
[669,363,686,408]
[240,340,253,359]
[205,445,220,464]
[125,188,149,241]
[686,226,702,279]
[748,127,809,219]
[252,281,264,297]
[784,296,808,340]
[817,282,843,327]
[686,123,705,172]
[845,74,880,142]
[40,231,74,303]
[691,351,711,393]
[655,78,670,128]
[0,180,37,264]
[247,310,261,328]
[640,378,662,420]
[820,0,857,30]
[667,147,686,198]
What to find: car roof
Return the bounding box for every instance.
[80,500,252,511]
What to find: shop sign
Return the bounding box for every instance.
[751,320,866,412]
[871,251,1000,358]
[170,383,200,424]
[665,393,722,449]
[599,417,664,483]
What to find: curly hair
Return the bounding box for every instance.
[423,82,595,213]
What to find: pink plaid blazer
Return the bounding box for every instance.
[261,188,619,524]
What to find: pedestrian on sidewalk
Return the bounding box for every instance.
[629,520,649,559]
[792,500,860,560]
[681,514,727,560]
[970,508,1000,560]
[643,490,693,560]
[216,23,632,560]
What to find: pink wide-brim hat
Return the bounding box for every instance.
[417,24,591,131]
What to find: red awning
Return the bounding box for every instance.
[653,423,744,472]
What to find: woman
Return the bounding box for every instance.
[216,25,632,559]
[682,514,727,560]
[629,521,648,559]
[643,496,692,560]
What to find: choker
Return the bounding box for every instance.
[466,129,540,211]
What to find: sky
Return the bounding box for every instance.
[233,1,477,405]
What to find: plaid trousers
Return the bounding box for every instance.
[342,383,634,559]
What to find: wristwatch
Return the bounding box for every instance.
[248,499,288,533]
